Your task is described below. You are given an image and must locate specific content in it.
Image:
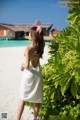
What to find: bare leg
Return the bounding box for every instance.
[34,103,40,120]
[17,100,25,120]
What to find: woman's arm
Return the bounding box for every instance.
[21,47,30,71]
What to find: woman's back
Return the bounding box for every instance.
[24,46,40,68]
[30,52,39,68]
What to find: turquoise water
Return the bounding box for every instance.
[0,39,50,47]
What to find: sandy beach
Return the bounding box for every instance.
[0,46,49,120]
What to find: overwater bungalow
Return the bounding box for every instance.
[0,20,53,40]
[50,29,61,36]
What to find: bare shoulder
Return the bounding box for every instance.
[24,45,32,55]
[25,46,31,51]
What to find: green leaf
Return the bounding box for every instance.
[61,77,70,95]
[71,80,78,97]
[49,115,60,120]
[67,13,76,21]
[71,16,78,25]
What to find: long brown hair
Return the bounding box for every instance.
[30,27,45,58]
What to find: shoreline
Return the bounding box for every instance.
[0,46,49,120]
[0,35,52,41]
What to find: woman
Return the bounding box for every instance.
[17,26,45,120]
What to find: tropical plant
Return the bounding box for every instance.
[39,0,80,120]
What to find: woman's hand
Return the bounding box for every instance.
[21,64,25,71]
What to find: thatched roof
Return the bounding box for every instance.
[0,23,21,31]
[32,20,53,29]
[33,19,42,26]
[0,20,53,32]
[14,24,31,32]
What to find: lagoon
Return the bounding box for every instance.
[0,39,50,47]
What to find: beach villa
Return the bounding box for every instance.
[0,20,53,39]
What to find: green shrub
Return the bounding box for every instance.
[39,0,80,120]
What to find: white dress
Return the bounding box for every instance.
[20,61,43,103]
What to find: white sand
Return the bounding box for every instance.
[0,46,49,120]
